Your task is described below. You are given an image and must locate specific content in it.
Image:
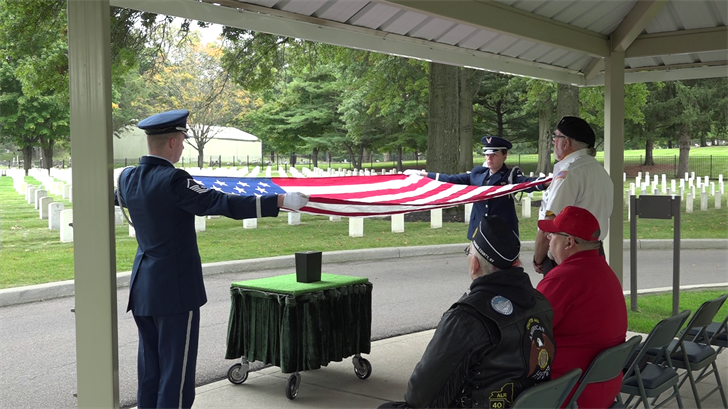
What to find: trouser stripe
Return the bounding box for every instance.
[178,311,193,409]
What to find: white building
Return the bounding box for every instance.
[114,125,263,164]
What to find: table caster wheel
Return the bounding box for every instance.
[353,357,372,380]
[285,373,301,400]
[227,363,248,384]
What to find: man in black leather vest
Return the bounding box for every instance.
[379,215,555,408]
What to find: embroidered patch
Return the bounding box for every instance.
[488,383,513,409]
[526,317,555,381]
[491,295,513,315]
[186,178,209,194]
[555,170,568,180]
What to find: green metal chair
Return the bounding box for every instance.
[619,309,691,409]
[645,294,728,409]
[510,368,582,409]
[565,335,642,409]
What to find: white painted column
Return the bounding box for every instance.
[68,1,119,406]
[603,50,625,284]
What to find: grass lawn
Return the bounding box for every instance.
[627,289,728,333]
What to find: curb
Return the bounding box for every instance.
[1,239,726,308]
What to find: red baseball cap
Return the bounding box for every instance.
[537,206,601,242]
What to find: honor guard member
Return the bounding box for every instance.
[379,215,555,409]
[405,136,547,238]
[115,109,308,408]
[533,117,613,275]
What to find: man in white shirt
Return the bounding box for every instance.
[533,116,613,275]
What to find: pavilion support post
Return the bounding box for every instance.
[603,51,626,285]
[68,1,120,407]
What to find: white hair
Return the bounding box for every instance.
[473,251,497,277]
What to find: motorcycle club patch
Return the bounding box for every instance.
[525,317,555,381]
[488,383,513,409]
[187,178,209,194]
[490,295,513,315]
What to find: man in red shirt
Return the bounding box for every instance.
[536,206,627,408]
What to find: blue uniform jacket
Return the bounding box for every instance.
[116,156,280,316]
[427,164,544,238]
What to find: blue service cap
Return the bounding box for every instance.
[138,109,190,138]
[481,136,512,154]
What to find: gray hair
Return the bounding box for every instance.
[472,250,497,277]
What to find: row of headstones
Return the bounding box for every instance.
[7,171,74,243]
[624,173,725,217]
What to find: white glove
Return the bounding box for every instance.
[403,169,422,176]
[282,191,309,211]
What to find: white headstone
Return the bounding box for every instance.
[129,224,136,238]
[666,188,672,197]
[195,216,206,232]
[63,184,71,199]
[690,172,695,180]
[48,202,65,230]
[243,218,257,229]
[641,187,647,196]
[684,172,689,181]
[623,173,626,182]
[700,192,708,211]
[697,177,702,188]
[114,206,124,226]
[716,192,722,209]
[637,171,642,181]
[671,179,676,192]
[60,209,73,242]
[680,179,685,189]
[18,181,27,196]
[710,182,715,196]
[522,197,532,218]
[430,209,442,229]
[627,193,632,221]
[207,215,220,219]
[27,186,37,204]
[391,214,405,233]
[288,212,301,225]
[464,203,473,222]
[629,183,635,196]
[661,175,667,193]
[68,185,72,202]
[34,190,47,209]
[635,178,641,189]
[349,217,364,237]
[329,216,342,222]
[680,186,684,200]
[653,187,659,195]
[691,185,696,198]
[39,196,53,219]
[704,176,708,186]
[686,193,694,213]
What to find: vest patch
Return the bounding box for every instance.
[488,383,513,409]
[490,296,513,315]
[526,317,555,381]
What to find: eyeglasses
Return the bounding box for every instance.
[547,232,570,239]
[551,133,567,142]
[464,245,471,256]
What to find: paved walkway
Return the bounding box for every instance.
[186,330,727,409]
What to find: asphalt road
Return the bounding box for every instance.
[0,249,726,408]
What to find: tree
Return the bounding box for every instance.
[145,31,258,167]
[427,63,460,174]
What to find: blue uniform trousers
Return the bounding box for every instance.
[134,309,200,409]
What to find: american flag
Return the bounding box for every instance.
[191,174,550,217]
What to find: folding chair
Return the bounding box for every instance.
[646,294,728,409]
[619,309,691,409]
[682,310,728,353]
[564,335,642,409]
[511,368,582,409]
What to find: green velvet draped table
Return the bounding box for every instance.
[225,273,372,374]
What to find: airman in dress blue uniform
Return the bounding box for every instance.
[115,109,308,408]
[406,136,546,238]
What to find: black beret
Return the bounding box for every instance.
[481,136,512,154]
[471,215,520,269]
[138,109,190,138]
[556,116,595,148]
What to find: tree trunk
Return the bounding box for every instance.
[557,83,579,119]
[667,139,673,149]
[396,145,403,172]
[197,151,204,168]
[495,100,504,137]
[644,134,655,166]
[699,135,707,147]
[356,145,364,170]
[459,68,474,172]
[312,148,319,168]
[536,100,553,175]
[41,140,54,171]
[22,145,32,175]
[427,62,460,174]
[677,125,691,176]
[290,152,297,167]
